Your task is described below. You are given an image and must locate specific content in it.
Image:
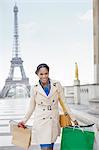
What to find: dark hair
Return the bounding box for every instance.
[35,63,49,74]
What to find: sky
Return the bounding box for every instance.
[0,0,93,89]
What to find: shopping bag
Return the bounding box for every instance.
[61,126,95,150]
[59,114,72,127]
[58,96,72,127]
[10,120,32,149]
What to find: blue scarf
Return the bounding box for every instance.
[39,79,51,96]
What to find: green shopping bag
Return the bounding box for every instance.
[61,127,95,150]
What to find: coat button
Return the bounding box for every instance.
[41,102,43,104]
[43,109,45,111]
[53,100,55,102]
[43,118,45,120]
[50,117,52,119]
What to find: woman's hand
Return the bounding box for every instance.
[18,121,25,128]
[73,120,79,125]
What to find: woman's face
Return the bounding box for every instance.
[37,67,49,84]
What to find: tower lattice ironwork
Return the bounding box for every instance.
[0,4,30,98]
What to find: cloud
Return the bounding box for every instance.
[79,9,93,22]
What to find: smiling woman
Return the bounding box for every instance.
[18,63,78,150]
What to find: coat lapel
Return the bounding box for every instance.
[37,80,57,98]
[37,82,47,97]
[47,80,57,98]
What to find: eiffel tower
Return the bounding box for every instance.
[0,4,30,98]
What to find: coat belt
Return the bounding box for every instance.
[36,104,56,110]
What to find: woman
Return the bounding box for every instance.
[18,63,78,150]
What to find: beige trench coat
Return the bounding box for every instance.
[22,79,75,144]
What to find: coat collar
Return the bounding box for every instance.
[37,79,57,98]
